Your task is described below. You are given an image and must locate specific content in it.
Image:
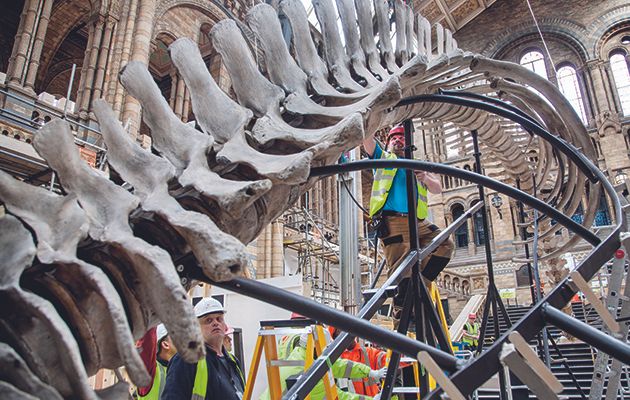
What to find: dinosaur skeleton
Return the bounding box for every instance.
[0,0,615,398]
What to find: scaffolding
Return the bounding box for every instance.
[282,207,379,308]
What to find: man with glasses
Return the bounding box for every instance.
[162,297,245,400]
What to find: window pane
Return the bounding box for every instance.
[610,53,630,116]
[520,51,548,79]
[557,66,588,123]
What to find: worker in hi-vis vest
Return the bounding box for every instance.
[259,329,387,400]
[329,326,391,397]
[462,313,480,350]
[137,324,177,399]
[162,298,245,400]
[363,126,454,327]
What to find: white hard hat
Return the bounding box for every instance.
[194,297,225,318]
[156,324,168,342]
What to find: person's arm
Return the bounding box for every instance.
[161,355,195,400]
[363,135,377,158]
[136,327,157,396]
[415,171,442,194]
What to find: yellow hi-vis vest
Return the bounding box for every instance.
[463,322,479,347]
[192,353,245,400]
[369,151,428,219]
[191,359,208,400]
[138,362,167,400]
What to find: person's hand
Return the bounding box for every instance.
[369,367,388,381]
[414,170,426,182]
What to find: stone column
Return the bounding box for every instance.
[182,87,191,122]
[168,70,178,110]
[78,16,105,116]
[271,221,284,277]
[173,73,186,119]
[122,0,157,141]
[91,16,116,101]
[22,0,52,90]
[6,0,41,87]
[108,0,138,113]
[585,60,615,117]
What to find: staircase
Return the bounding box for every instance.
[475,302,629,399]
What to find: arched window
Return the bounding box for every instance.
[451,203,468,248]
[610,52,630,116]
[557,65,588,123]
[515,265,531,287]
[520,50,548,79]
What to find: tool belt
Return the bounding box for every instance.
[369,213,389,238]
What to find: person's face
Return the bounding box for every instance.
[387,134,405,156]
[199,312,227,345]
[468,316,476,323]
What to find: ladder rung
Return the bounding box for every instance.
[393,387,420,393]
[259,327,312,336]
[270,360,304,367]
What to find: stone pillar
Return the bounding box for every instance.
[107,0,138,113]
[585,60,615,117]
[23,0,53,90]
[173,73,186,119]
[91,16,116,101]
[271,221,284,277]
[168,70,178,110]
[6,0,40,87]
[78,16,105,116]
[122,0,157,141]
[182,87,191,122]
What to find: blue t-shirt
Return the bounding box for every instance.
[370,144,416,214]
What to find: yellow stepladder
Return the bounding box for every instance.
[243,319,338,400]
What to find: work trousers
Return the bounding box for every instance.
[381,215,454,280]
[381,216,454,327]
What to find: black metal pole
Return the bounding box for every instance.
[515,178,537,305]
[472,129,508,400]
[542,303,630,365]
[531,175,552,368]
[516,177,545,357]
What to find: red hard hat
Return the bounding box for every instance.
[386,125,405,142]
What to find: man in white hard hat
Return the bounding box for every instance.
[162,297,245,400]
[137,323,178,399]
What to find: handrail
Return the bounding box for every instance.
[0,88,104,144]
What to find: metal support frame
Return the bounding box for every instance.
[173,91,628,399]
[266,203,482,400]
[470,129,510,399]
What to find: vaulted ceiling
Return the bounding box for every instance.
[414,0,498,32]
